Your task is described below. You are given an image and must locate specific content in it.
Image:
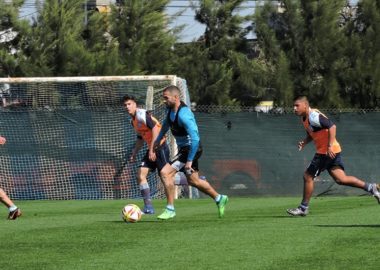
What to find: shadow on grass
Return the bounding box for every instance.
[250,215,291,218]
[105,220,158,224]
[316,224,380,228]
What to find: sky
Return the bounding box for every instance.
[166,0,256,41]
[19,0,359,42]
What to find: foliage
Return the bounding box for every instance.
[84,10,123,75]
[109,0,177,75]
[0,0,380,107]
[343,0,380,108]
[255,0,348,108]
[228,50,271,105]
[19,0,93,76]
[174,0,257,105]
[0,0,30,77]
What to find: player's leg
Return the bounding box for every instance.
[157,164,177,220]
[327,153,380,203]
[328,167,380,203]
[185,170,228,218]
[301,171,314,209]
[177,146,217,198]
[136,151,155,214]
[328,167,365,188]
[186,171,218,198]
[287,153,324,217]
[155,143,176,219]
[0,188,21,220]
[177,145,228,217]
[326,153,365,188]
[287,171,314,216]
[0,188,14,208]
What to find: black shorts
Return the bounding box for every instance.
[171,144,203,172]
[306,153,345,178]
[140,143,170,172]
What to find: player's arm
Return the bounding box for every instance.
[326,123,337,159]
[178,109,200,171]
[149,125,161,161]
[318,115,336,147]
[319,114,336,158]
[130,136,144,162]
[298,133,312,151]
[154,117,169,148]
[145,113,160,161]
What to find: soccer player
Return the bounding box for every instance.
[0,136,22,220]
[287,96,380,216]
[123,95,187,214]
[154,85,229,220]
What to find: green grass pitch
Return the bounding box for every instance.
[0,197,379,270]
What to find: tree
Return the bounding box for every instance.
[109,0,177,74]
[344,0,380,108]
[20,0,93,76]
[174,0,253,105]
[228,50,272,106]
[0,0,30,77]
[255,0,348,108]
[84,9,123,75]
[253,3,294,107]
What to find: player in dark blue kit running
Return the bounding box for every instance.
[154,85,228,220]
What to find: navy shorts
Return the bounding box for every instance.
[171,144,203,172]
[306,153,345,178]
[140,143,170,172]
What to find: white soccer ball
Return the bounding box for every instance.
[122,204,142,223]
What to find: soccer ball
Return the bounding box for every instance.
[122,204,142,223]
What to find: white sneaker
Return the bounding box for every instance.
[371,184,380,204]
[286,207,309,217]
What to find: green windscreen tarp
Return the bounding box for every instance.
[194,110,380,197]
[1,105,379,199]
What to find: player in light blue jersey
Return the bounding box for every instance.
[154,85,228,220]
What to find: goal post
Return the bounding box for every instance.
[0,75,190,200]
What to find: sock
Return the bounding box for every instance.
[364,183,373,193]
[166,204,175,211]
[9,205,17,212]
[140,183,152,206]
[299,202,308,211]
[174,172,188,185]
[215,194,221,203]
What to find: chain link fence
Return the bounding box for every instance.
[194,104,380,114]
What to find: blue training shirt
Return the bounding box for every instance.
[157,106,200,161]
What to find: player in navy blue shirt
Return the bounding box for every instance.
[154,85,228,220]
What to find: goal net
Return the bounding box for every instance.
[0,76,190,200]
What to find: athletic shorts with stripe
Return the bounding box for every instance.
[171,144,203,172]
[140,143,170,172]
[306,153,345,178]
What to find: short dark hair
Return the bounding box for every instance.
[163,85,180,95]
[122,94,137,105]
[293,95,309,103]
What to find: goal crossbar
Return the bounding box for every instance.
[0,75,177,84]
